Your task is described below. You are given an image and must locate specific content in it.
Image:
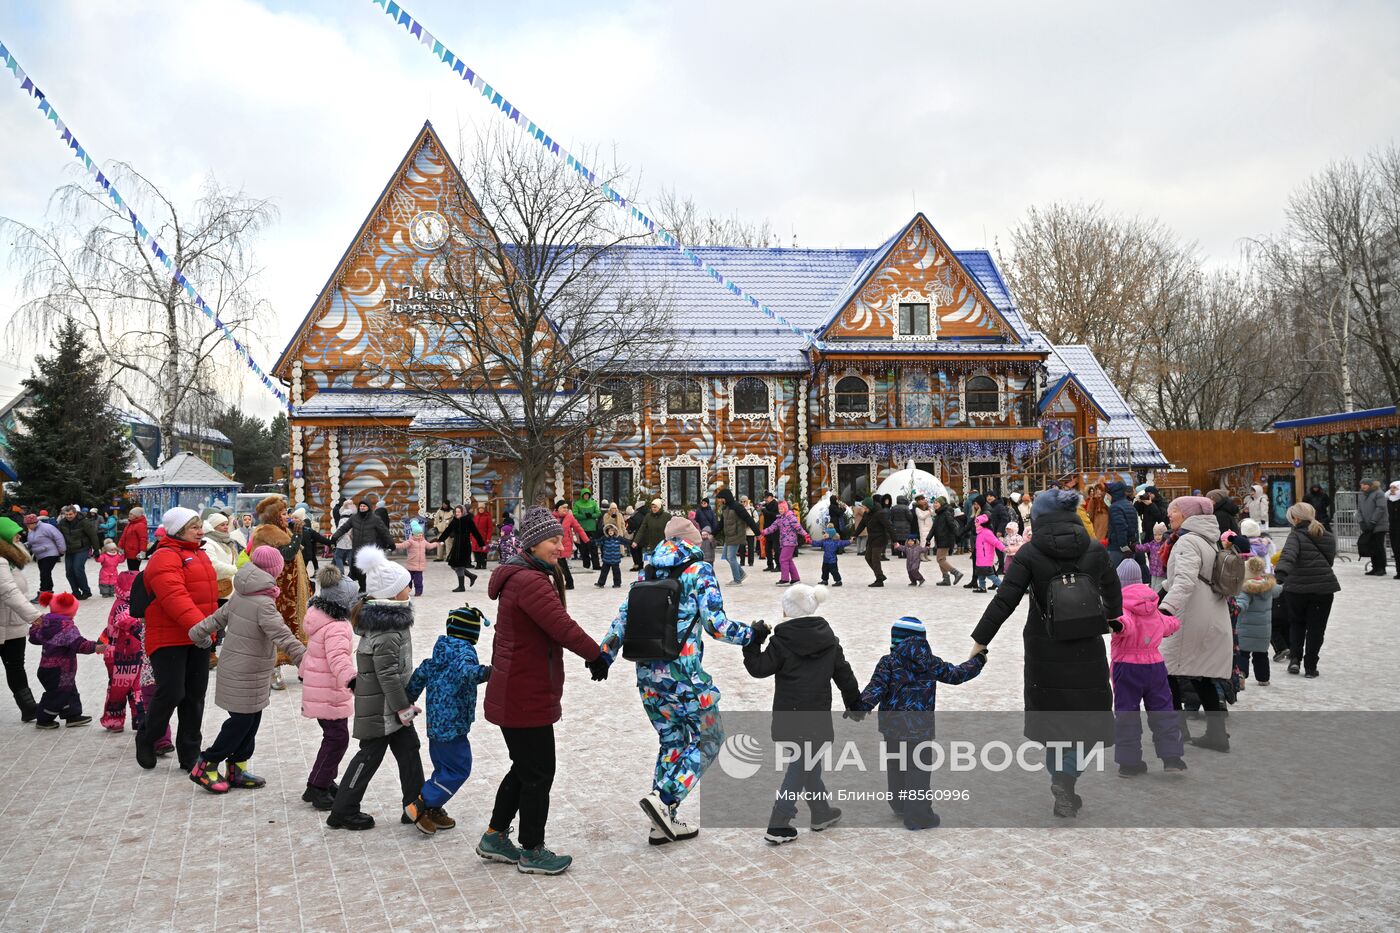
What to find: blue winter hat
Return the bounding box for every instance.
[1032,487,1082,520]
[892,616,927,649]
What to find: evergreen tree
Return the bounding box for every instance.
[211,405,276,487]
[10,320,131,508]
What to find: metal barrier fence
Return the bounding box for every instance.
[1332,490,1358,561]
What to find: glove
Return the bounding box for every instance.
[479,665,492,682]
[749,620,770,645]
[396,706,421,726]
[842,709,867,722]
[586,654,611,681]
[1107,619,1124,633]
[345,677,356,692]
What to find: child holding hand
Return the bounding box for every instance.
[1110,561,1184,775]
[395,521,440,597]
[30,592,106,728]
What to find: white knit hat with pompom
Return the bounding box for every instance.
[355,545,411,600]
[781,583,829,619]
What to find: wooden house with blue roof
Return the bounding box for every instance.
[274,122,1169,526]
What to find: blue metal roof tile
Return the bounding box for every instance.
[1044,344,1169,467]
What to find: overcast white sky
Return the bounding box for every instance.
[3,0,1399,417]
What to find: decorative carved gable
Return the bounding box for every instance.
[823,216,1020,343]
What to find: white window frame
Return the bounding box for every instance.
[723,453,777,501]
[830,457,875,503]
[416,452,471,508]
[590,454,642,507]
[961,457,1007,492]
[827,371,875,422]
[959,372,1005,423]
[659,377,709,423]
[728,376,776,424]
[891,287,939,342]
[659,454,708,512]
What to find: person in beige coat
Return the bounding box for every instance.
[0,518,42,721]
[1158,496,1235,753]
[186,547,307,793]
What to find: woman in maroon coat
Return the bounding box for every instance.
[478,507,606,876]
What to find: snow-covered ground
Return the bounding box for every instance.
[1,548,1396,931]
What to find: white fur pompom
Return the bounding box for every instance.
[355,545,389,572]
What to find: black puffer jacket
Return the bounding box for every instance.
[58,516,99,552]
[743,616,861,744]
[888,497,914,543]
[331,509,394,553]
[971,510,1120,746]
[1274,524,1340,595]
[931,507,959,549]
[853,499,894,548]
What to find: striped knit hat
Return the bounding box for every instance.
[891,616,927,649]
[446,604,490,644]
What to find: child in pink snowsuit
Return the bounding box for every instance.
[972,514,1004,592]
[96,539,123,597]
[395,522,439,597]
[762,501,810,585]
[1110,560,1184,774]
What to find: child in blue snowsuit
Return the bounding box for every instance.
[598,536,764,844]
[818,526,848,586]
[854,617,985,830]
[403,605,492,835]
[595,525,624,588]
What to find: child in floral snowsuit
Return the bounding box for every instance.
[30,592,106,728]
[101,571,153,732]
[598,538,763,842]
[497,517,518,564]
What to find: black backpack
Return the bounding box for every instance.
[1032,552,1108,641]
[621,557,700,662]
[128,571,153,619]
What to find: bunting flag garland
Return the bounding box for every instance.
[0,39,291,409]
[366,0,825,350]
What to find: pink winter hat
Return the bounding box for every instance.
[250,545,285,579]
[1171,496,1215,519]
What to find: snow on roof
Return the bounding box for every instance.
[130,452,240,489]
[295,390,582,428]
[1042,343,1170,467]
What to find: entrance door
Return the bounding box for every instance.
[1267,475,1294,528]
[967,461,1001,495]
[836,463,871,504]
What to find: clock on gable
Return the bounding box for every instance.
[409,210,449,251]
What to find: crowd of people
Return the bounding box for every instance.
[0,471,1382,876]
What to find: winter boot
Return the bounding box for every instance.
[1162,757,1188,773]
[65,715,92,727]
[1050,773,1081,819]
[225,761,267,788]
[404,796,436,835]
[1117,761,1149,778]
[476,827,522,864]
[1189,713,1230,753]
[427,806,456,831]
[639,791,680,841]
[189,760,230,794]
[453,569,466,593]
[15,688,37,723]
[936,573,951,586]
[463,569,478,588]
[135,735,158,770]
[326,811,374,830]
[810,806,843,832]
[647,807,698,846]
[302,784,336,811]
[516,846,572,875]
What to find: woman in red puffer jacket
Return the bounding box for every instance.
[135,507,218,772]
[479,506,606,875]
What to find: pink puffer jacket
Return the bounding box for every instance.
[299,604,356,720]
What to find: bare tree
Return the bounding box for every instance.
[369,125,681,504]
[3,165,276,459]
[1284,148,1400,406]
[1141,265,1305,429]
[999,201,1197,404]
[650,186,777,247]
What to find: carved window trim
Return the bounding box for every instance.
[660,454,708,512]
[729,376,776,424]
[590,454,642,507]
[722,453,777,500]
[829,456,876,503]
[959,372,1006,423]
[659,377,709,423]
[827,371,875,422]
[593,378,640,429]
[891,287,939,342]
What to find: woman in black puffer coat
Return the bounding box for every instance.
[1273,502,1339,678]
[329,501,394,591]
[971,488,1121,818]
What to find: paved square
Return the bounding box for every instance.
[1,549,1396,931]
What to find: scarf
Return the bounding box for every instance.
[206,527,231,546]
